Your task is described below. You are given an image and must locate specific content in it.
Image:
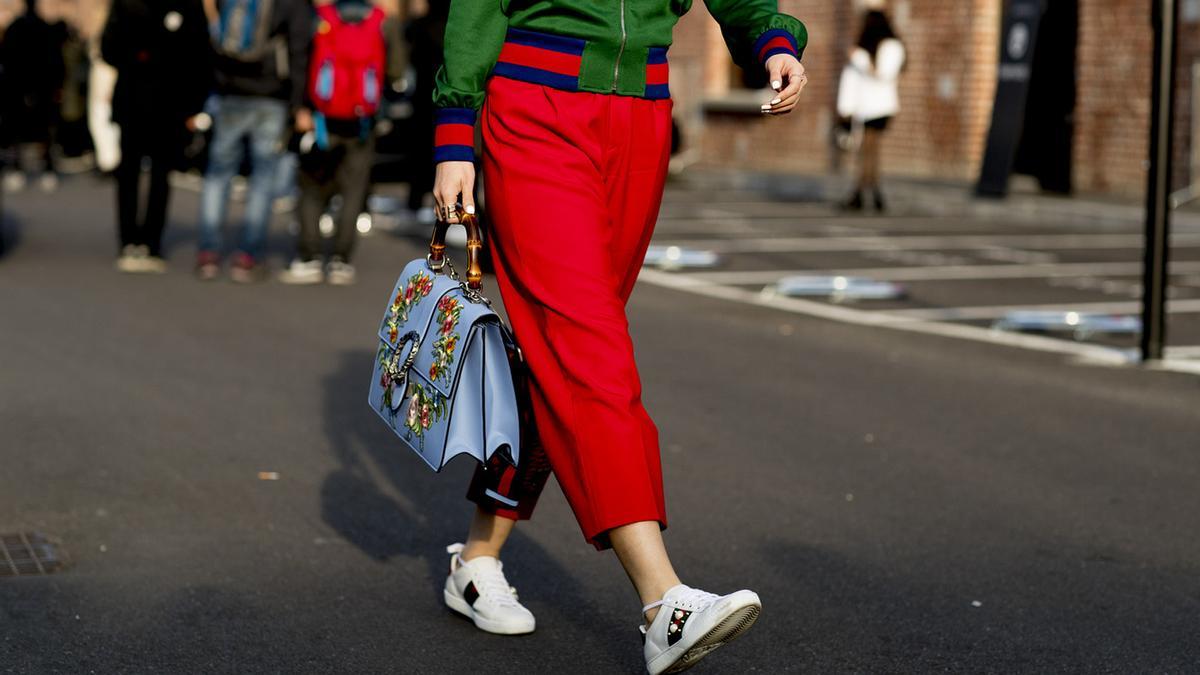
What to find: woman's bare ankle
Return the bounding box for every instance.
[461,507,516,562]
[461,542,502,561]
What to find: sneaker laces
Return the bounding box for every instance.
[642,585,720,618]
[447,543,522,610]
[474,561,522,609]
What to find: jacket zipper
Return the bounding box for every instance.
[611,0,627,91]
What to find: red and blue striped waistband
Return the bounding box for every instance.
[492,27,670,101]
[433,28,672,163]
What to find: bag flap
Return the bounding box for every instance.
[377,259,498,398]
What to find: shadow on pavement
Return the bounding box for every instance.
[318,349,628,656]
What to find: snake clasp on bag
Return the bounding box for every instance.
[367,212,522,472]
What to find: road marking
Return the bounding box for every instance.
[637,269,1200,376]
[1166,345,1200,358]
[683,260,1200,285]
[884,298,1200,321]
[654,233,1200,253]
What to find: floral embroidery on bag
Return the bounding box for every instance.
[403,381,447,441]
[377,343,399,413]
[383,272,434,343]
[428,296,463,383]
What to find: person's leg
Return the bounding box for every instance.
[237,99,288,260]
[295,148,334,263]
[600,92,680,621]
[143,124,182,258]
[461,507,516,561]
[860,127,881,191]
[482,80,667,551]
[114,125,144,252]
[610,523,681,621]
[199,97,250,255]
[331,134,373,262]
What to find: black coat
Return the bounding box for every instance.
[101,0,213,127]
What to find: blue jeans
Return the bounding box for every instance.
[198,96,288,258]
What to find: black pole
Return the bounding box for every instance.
[1141,0,1178,362]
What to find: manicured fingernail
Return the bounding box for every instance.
[760,104,771,112]
[465,205,476,215]
[771,98,781,105]
[771,80,782,90]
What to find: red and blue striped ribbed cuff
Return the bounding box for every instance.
[754,29,799,66]
[434,108,477,163]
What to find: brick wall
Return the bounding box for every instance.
[681,0,1003,183]
[674,0,1194,198]
[1073,0,1152,196]
[1175,12,1200,192]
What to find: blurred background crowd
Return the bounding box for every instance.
[0,0,1197,281]
[0,0,450,283]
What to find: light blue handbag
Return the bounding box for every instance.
[368,214,522,472]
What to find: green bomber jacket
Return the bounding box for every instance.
[432,0,807,162]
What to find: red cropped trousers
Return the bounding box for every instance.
[465,76,673,549]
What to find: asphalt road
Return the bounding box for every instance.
[2,178,1199,673]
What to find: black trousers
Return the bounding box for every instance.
[115,120,185,257]
[297,132,374,263]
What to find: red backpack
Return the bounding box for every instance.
[308,3,386,120]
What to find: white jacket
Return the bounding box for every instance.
[836,38,905,122]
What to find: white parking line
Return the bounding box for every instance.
[683,260,1200,285]
[885,298,1200,322]
[1166,345,1200,358]
[637,269,1200,376]
[654,233,1200,253]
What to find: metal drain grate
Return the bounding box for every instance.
[0,532,66,577]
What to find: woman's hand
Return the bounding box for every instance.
[761,54,808,115]
[434,161,476,223]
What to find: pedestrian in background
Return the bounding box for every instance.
[0,0,66,193]
[401,0,448,224]
[278,0,404,286]
[836,4,904,212]
[195,0,313,282]
[101,0,213,273]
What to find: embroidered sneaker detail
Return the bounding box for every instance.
[666,608,692,646]
[463,581,480,607]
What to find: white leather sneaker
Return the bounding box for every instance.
[443,543,535,635]
[641,584,762,674]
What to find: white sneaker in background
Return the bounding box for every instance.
[38,173,59,193]
[4,172,26,193]
[116,245,165,274]
[326,257,356,286]
[443,543,536,635]
[140,255,167,274]
[641,584,762,675]
[115,244,142,273]
[278,259,324,285]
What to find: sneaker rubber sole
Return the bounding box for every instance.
[443,587,535,636]
[278,273,323,285]
[648,592,762,675]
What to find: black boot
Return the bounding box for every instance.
[839,190,864,211]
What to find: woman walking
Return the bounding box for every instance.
[836,6,904,211]
[429,1,807,671]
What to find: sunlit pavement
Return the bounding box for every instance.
[1,176,1198,672]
